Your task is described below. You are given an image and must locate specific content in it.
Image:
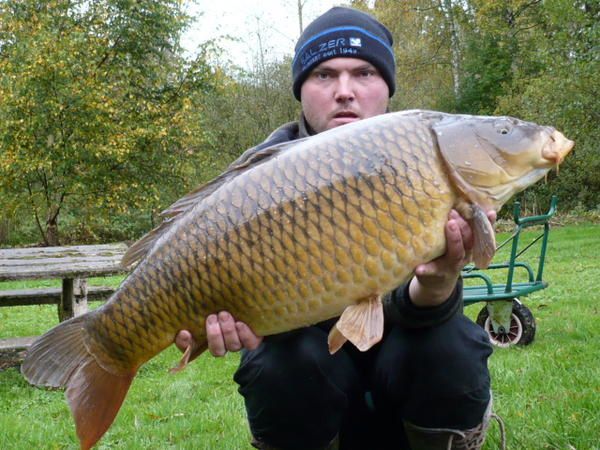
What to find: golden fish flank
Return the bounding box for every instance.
[21,110,574,449]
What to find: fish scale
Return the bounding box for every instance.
[20,110,574,449]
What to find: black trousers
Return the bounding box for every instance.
[233,313,493,450]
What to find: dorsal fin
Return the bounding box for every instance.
[122,140,303,268]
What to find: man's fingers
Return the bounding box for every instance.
[448,209,474,251]
[236,322,263,350]
[206,311,263,357]
[445,219,467,265]
[206,314,227,357]
[414,260,438,278]
[414,220,460,277]
[175,330,192,353]
[218,311,242,352]
[415,217,468,279]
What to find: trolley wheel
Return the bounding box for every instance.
[476,300,536,347]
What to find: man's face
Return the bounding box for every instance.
[300,58,390,134]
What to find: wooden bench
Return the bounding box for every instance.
[0,337,37,371]
[0,285,117,306]
[0,243,129,363]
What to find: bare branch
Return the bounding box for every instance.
[510,22,543,38]
[96,32,124,71]
[27,181,49,246]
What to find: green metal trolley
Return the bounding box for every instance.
[462,196,558,347]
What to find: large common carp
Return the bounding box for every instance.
[21,110,573,448]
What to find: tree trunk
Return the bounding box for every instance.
[440,0,461,98]
[0,218,9,245]
[45,214,60,246]
[297,0,304,34]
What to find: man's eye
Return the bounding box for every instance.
[360,70,375,77]
[316,72,330,80]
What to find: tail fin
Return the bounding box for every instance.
[21,315,135,450]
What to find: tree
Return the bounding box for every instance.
[196,58,300,181]
[453,0,544,114]
[455,32,514,114]
[494,0,600,211]
[191,16,301,181]
[359,0,599,213]
[353,0,463,111]
[0,0,218,245]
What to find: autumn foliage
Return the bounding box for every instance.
[0,0,597,246]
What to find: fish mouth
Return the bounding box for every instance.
[542,130,575,166]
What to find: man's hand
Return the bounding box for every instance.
[175,311,263,359]
[409,209,496,307]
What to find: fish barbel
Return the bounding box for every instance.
[21,110,574,448]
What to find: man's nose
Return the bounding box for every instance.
[334,74,355,102]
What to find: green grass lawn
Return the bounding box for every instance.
[1,223,598,449]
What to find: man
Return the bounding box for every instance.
[177,7,496,450]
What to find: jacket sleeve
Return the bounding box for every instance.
[382,278,463,329]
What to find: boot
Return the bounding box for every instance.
[403,394,505,450]
[251,434,339,450]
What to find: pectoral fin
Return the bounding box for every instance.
[471,204,496,269]
[328,294,384,354]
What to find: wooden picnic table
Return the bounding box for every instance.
[0,242,128,318]
[0,243,128,360]
[0,243,128,281]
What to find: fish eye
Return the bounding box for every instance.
[495,121,512,135]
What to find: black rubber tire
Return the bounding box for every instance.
[476,300,536,347]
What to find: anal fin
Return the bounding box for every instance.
[66,358,135,450]
[170,336,207,374]
[328,294,384,354]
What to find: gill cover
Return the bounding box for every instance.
[432,115,552,211]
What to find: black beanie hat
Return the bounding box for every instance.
[292,6,396,100]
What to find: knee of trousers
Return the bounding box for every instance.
[234,326,362,448]
[373,315,493,428]
[377,314,492,394]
